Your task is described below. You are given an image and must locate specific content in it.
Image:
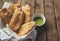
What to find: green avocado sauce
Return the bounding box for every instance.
[33,17,43,25]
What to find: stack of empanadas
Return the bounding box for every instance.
[0,2,35,36]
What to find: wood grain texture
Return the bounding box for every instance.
[44,0,58,41]
[35,25,47,41]
[35,0,46,41]
[35,0,44,13]
[53,0,60,41]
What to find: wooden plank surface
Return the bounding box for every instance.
[44,0,58,41]
[35,25,47,41]
[35,0,46,41]
[53,0,60,41]
[35,0,44,13]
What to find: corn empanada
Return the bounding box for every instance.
[22,4,31,23]
[0,8,13,24]
[17,21,35,36]
[9,8,24,32]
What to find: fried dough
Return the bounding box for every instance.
[22,4,31,23]
[0,2,36,36]
[0,8,13,24]
[17,21,35,36]
[9,8,24,32]
[9,2,21,12]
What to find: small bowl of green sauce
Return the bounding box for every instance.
[32,13,46,26]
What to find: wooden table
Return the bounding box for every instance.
[35,0,60,41]
[0,0,60,41]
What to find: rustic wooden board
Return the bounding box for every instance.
[35,0,46,41]
[44,0,58,41]
[53,0,60,41]
[35,25,47,41]
[35,0,44,13]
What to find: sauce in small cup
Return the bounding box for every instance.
[32,13,46,26]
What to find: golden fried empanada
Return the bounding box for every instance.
[0,8,13,24]
[9,2,21,12]
[22,4,31,23]
[17,21,35,36]
[9,8,24,32]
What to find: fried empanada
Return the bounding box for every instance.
[17,21,35,36]
[9,8,24,32]
[0,8,13,24]
[9,2,21,12]
[22,4,31,23]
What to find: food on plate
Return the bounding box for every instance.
[9,8,24,32]
[8,2,21,12]
[17,21,35,36]
[22,4,31,23]
[0,8,13,24]
[0,2,36,36]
